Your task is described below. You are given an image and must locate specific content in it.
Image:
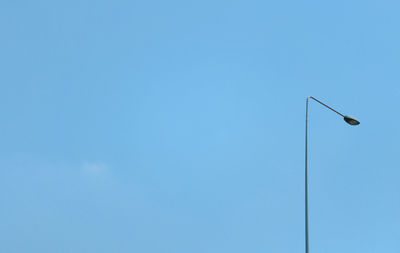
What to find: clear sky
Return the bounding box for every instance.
[1,0,399,252]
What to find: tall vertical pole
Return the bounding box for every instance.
[305,97,309,253]
[303,96,358,253]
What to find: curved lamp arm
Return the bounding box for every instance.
[307,96,360,125]
[308,96,345,117]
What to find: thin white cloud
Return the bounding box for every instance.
[81,161,110,181]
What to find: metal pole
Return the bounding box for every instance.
[304,96,357,253]
[305,97,309,253]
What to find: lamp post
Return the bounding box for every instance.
[305,96,359,253]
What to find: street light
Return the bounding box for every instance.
[305,96,359,253]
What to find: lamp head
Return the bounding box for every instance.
[344,115,360,126]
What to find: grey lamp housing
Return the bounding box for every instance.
[344,115,360,125]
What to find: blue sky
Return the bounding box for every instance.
[1,0,400,252]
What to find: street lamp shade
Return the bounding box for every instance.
[344,115,360,125]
